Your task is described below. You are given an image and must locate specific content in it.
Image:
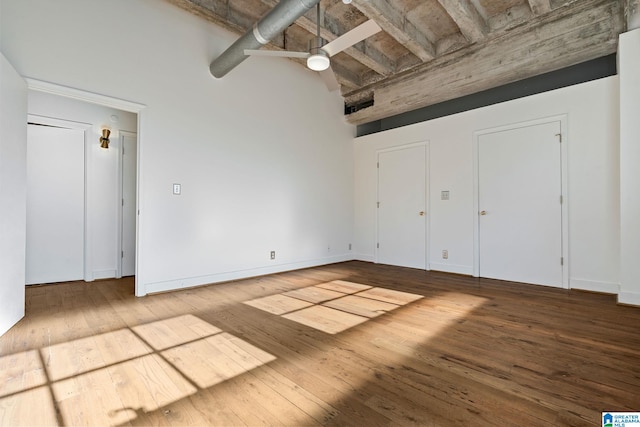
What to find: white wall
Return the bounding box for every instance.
[27,91,138,281]
[619,29,640,305]
[354,76,620,293]
[0,0,354,295]
[0,53,27,335]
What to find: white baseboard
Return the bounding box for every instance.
[0,312,24,337]
[570,278,619,294]
[141,254,354,296]
[92,269,117,280]
[618,291,640,307]
[429,263,473,275]
[354,253,375,263]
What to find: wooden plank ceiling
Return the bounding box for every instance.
[166,0,625,125]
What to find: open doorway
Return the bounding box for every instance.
[26,88,140,285]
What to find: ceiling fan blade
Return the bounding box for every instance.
[322,20,382,57]
[319,67,340,92]
[244,49,310,59]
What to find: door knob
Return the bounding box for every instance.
[480,210,487,216]
[419,211,425,216]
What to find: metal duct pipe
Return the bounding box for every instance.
[210,0,321,78]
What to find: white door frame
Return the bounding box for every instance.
[27,114,93,282]
[26,79,146,295]
[472,115,569,288]
[116,131,138,278]
[375,141,430,270]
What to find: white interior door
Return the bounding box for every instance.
[478,121,563,286]
[26,124,85,285]
[0,54,27,336]
[377,144,427,269]
[121,132,137,277]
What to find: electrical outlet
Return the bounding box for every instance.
[270,251,275,260]
[442,249,448,259]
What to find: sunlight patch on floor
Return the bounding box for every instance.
[0,349,47,395]
[44,328,152,381]
[53,353,196,426]
[283,305,370,334]
[163,332,276,389]
[0,349,56,426]
[0,385,57,426]
[243,280,424,334]
[132,314,223,351]
[244,294,313,315]
[0,314,275,426]
[370,292,490,353]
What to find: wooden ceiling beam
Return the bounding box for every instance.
[166,0,246,33]
[345,0,623,125]
[627,0,640,29]
[328,62,364,91]
[436,0,489,43]
[352,0,436,62]
[527,0,552,16]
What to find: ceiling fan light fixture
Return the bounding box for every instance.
[307,52,330,71]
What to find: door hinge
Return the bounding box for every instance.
[377,243,379,249]
[122,251,124,258]
[122,199,124,206]
[560,195,563,204]
[377,201,380,208]
[556,133,562,143]
[123,146,125,155]
[561,257,564,266]
[377,162,379,169]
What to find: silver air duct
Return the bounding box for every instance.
[209,0,321,78]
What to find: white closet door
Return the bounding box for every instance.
[26,124,85,285]
[377,144,427,269]
[478,121,563,287]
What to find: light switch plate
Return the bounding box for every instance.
[441,190,450,200]
[173,183,181,195]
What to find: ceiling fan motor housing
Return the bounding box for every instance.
[307,50,330,71]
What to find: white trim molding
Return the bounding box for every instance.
[429,263,473,276]
[354,254,375,263]
[570,278,619,294]
[141,255,355,295]
[25,78,146,113]
[618,292,640,307]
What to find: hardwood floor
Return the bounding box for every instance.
[1,261,639,426]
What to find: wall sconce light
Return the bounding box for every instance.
[100,128,111,149]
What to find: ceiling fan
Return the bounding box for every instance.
[244,3,381,91]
